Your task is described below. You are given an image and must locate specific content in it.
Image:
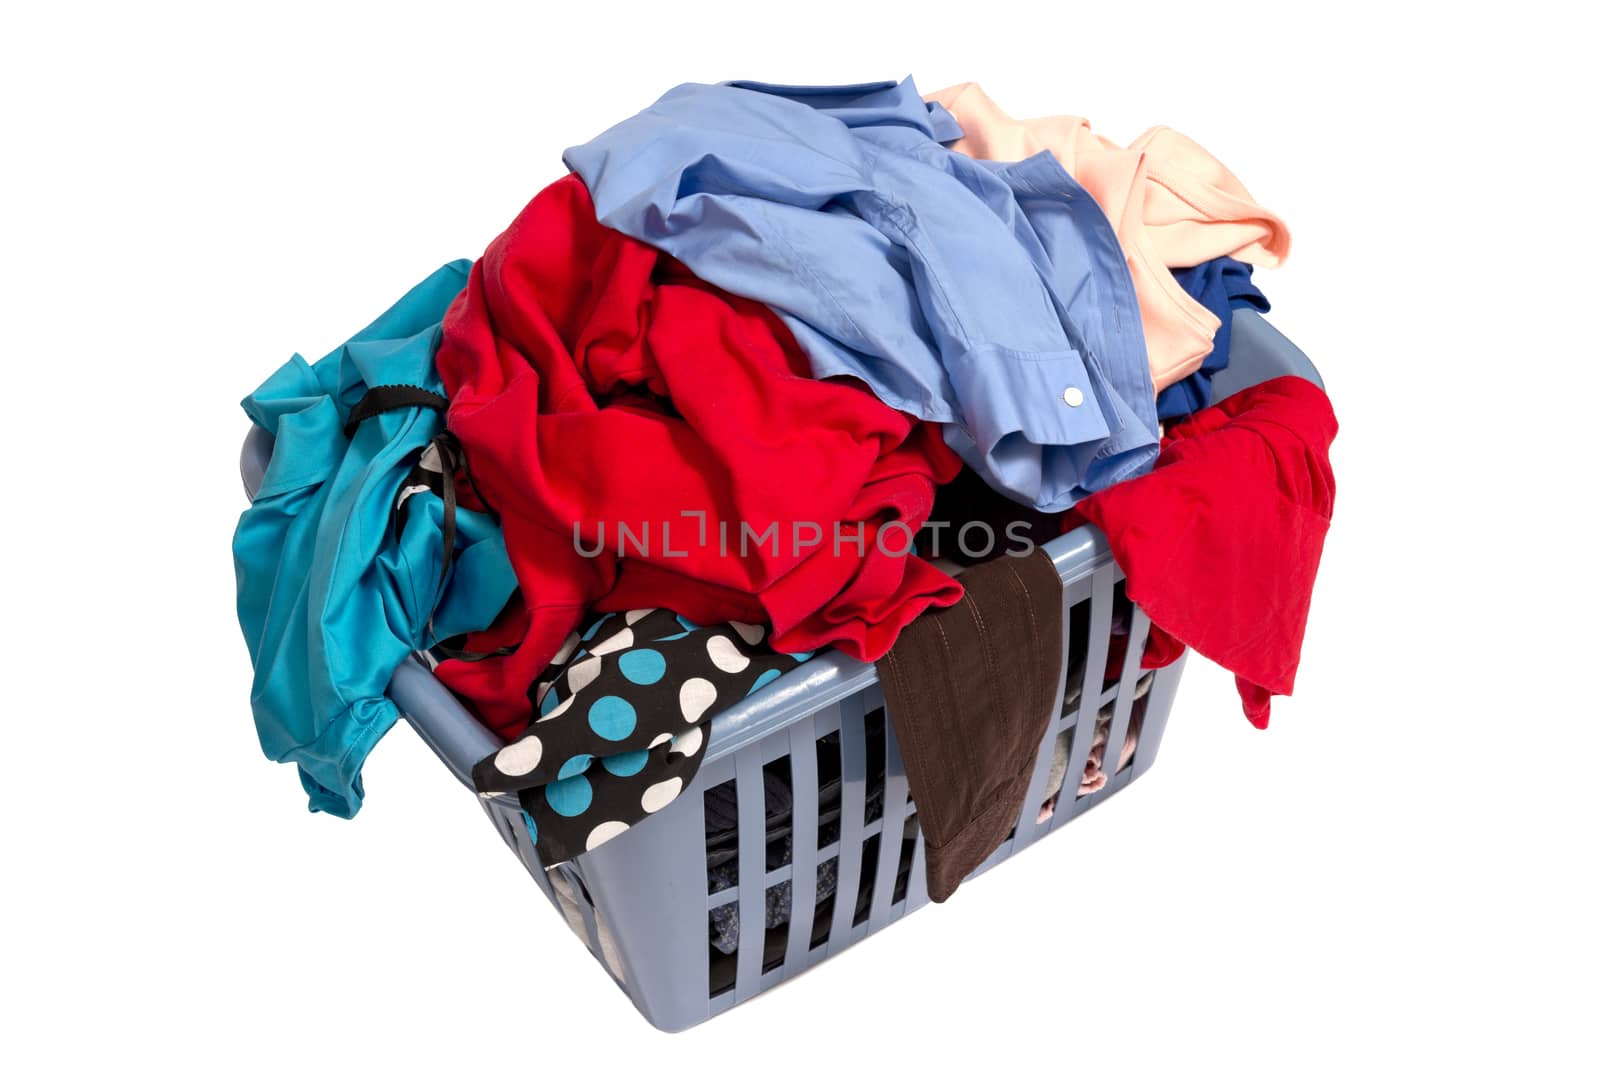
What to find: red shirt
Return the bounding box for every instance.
[1068,376,1337,727]
[435,176,963,737]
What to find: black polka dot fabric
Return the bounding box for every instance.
[471,609,809,864]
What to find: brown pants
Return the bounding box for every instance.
[877,548,1063,902]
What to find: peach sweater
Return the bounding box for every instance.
[927,83,1290,392]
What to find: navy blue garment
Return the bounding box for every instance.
[1155,258,1270,419]
[564,78,1158,512]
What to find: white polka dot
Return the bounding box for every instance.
[586,821,630,851]
[625,609,653,624]
[640,777,683,813]
[648,733,672,748]
[566,656,602,693]
[670,727,704,759]
[549,630,581,666]
[705,634,750,673]
[534,681,553,706]
[477,790,506,799]
[493,736,542,776]
[540,695,573,722]
[679,677,717,722]
[589,627,635,657]
[728,620,765,645]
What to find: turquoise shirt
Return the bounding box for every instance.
[234,262,516,817]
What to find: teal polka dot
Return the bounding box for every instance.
[544,774,592,817]
[747,668,783,695]
[791,650,815,663]
[539,687,559,717]
[674,614,701,632]
[582,614,613,640]
[588,696,637,741]
[602,750,649,778]
[618,649,667,685]
[558,754,592,779]
[657,631,690,641]
[520,812,538,844]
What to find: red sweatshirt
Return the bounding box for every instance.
[1069,376,1337,726]
[434,176,963,738]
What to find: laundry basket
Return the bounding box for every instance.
[239,308,1322,1032]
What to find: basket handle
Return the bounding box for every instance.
[1210,308,1325,401]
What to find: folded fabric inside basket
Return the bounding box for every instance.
[702,713,893,959]
[1038,674,1152,824]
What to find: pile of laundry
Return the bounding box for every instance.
[234,78,1337,898]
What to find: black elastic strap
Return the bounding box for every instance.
[429,429,518,663]
[344,382,465,641]
[421,431,516,664]
[430,634,519,663]
[427,430,517,662]
[425,431,460,644]
[344,385,448,438]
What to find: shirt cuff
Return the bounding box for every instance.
[947,343,1113,450]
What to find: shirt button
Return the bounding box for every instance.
[1061,386,1084,408]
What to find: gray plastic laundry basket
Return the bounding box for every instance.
[240,308,1321,1033]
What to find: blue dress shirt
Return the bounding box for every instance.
[564,78,1158,511]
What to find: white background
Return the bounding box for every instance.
[5,2,1596,1064]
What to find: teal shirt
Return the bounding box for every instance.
[234,262,516,817]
